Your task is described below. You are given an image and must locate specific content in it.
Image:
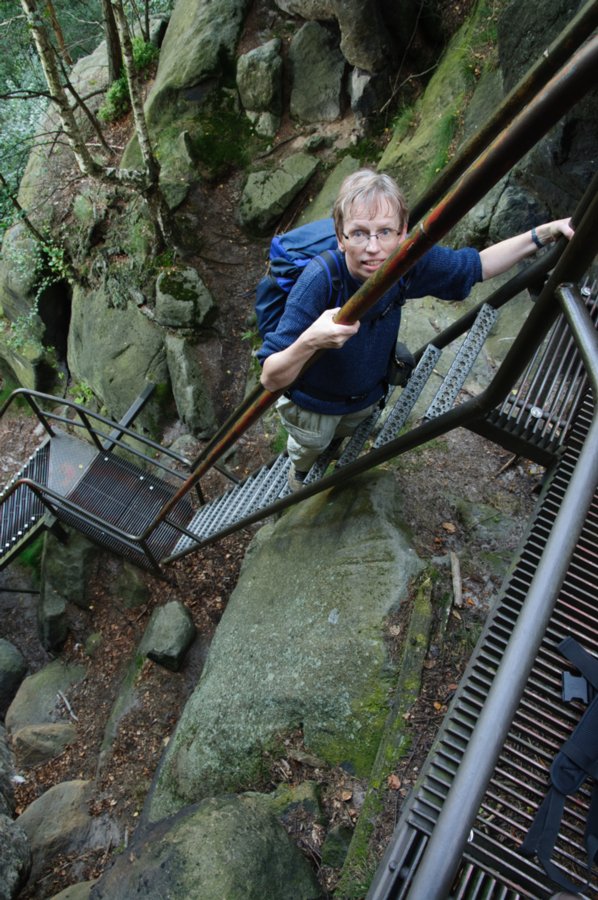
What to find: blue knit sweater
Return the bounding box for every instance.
[257,245,482,414]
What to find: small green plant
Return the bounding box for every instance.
[98,38,160,123]
[71,380,95,406]
[18,534,44,574]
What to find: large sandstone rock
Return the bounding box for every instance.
[92,794,321,899]
[67,283,168,421]
[236,39,283,137]
[146,471,423,822]
[331,0,394,72]
[5,659,86,735]
[165,333,218,437]
[11,723,77,767]
[140,600,196,671]
[0,640,27,719]
[41,531,97,603]
[144,0,252,128]
[17,780,120,883]
[155,266,215,328]
[289,22,346,123]
[238,153,320,234]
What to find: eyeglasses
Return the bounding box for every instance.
[342,227,401,248]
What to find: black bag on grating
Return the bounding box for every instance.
[520,636,598,894]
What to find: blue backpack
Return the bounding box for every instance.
[255,218,345,339]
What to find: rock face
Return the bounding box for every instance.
[91,794,322,900]
[146,472,423,822]
[289,22,346,122]
[0,639,27,718]
[5,659,86,771]
[17,780,120,883]
[238,153,320,234]
[236,39,283,137]
[67,283,169,422]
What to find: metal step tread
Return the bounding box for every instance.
[0,441,51,565]
[425,303,498,419]
[62,452,195,560]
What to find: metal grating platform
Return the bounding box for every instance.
[371,390,598,898]
[61,452,195,570]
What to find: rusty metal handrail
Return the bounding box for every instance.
[144,35,598,540]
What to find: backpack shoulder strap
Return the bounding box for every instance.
[313,249,345,310]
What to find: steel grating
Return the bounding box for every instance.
[61,452,195,567]
[374,390,597,898]
[482,275,598,461]
[0,441,50,563]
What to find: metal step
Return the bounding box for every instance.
[425,304,498,419]
[374,345,442,448]
[171,455,293,556]
[0,441,51,568]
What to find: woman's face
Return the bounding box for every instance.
[337,198,406,282]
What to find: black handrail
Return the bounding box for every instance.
[0,389,192,481]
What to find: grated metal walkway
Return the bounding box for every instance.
[368,389,598,898]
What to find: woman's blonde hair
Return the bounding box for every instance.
[332,169,408,236]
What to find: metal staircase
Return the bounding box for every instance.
[0,298,505,572]
[1,265,595,577]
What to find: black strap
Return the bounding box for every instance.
[313,250,344,310]
[521,789,582,894]
[560,635,598,692]
[520,638,598,893]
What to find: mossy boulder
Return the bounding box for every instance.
[145,471,423,823]
[92,794,322,899]
[144,0,252,130]
[238,153,320,235]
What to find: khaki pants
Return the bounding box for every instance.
[276,396,378,472]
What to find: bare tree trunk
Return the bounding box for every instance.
[19,0,173,247]
[101,0,122,82]
[20,0,104,180]
[45,0,73,66]
[110,0,175,246]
